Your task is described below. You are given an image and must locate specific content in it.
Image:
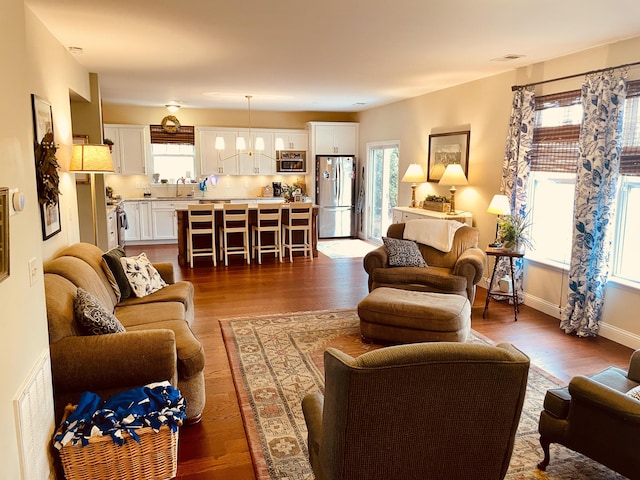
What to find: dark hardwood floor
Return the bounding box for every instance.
[128,243,634,480]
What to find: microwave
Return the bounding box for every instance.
[277,150,306,172]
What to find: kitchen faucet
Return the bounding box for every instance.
[176,177,185,196]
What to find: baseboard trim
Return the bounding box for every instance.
[480,279,640,350]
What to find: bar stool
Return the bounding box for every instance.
[219,203,250,266]
[282,202,313,262]
[187,204,217,267]
[252,203,283,264]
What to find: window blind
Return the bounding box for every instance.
[149,124,195,145]
[530,90,581,173]
[620,80,640,176]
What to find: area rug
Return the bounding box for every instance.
[317,239,378,259]
[220,309,624,480]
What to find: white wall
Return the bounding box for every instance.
[358,35,640,348]
[0,2,89,477]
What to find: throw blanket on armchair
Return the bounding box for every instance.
[403,219,463,252]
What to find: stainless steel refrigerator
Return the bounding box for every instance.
[316,156,356,238]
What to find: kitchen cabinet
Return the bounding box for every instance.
[238,129,275,175]
[312,123,358,155]
[103,124,149,175]
[151,200,195,241]
[273,129,309,151]
[106,207,118,250]
[198,128,239,175]
[392,206,472,226]
[123,200,153,242]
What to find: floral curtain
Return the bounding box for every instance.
[494,88,535,302]
[560,71,627,337]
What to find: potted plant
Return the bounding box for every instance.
[497,213,533,251]
[423,194,451,213]
[104,138,114,152]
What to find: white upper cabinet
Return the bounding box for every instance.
[273,130,309,151]
[198,128,239,175]
[238,129,275,175]
[103,125,149,175]
[312,123,358,155]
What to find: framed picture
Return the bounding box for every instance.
[32,94,53,145]
[427,131,470,182]
[31,94,62,240]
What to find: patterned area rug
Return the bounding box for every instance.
[220,309,624,480]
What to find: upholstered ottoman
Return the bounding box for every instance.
[357,287,471,344]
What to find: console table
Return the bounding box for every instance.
[392,207,472,226]
[482,247,524,321]
[176,203,318,266]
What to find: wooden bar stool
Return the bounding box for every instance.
[282,202,313,262]
[219,203,250,266]
[252,203,283,264]
[187,204,216,267]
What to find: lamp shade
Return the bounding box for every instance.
[70,144,114,173]
[438,164,468,186]
[487,194,511,215]
[254,136,265,151]
[215,136,226,150]
[401,164,427,183]
[274,137,285,151]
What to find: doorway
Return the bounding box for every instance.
[365,142,399,243]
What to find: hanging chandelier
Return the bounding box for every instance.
[215,95,285,162]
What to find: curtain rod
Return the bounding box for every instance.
[511,60,640,91]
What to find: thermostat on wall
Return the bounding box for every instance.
[9,189,24,215]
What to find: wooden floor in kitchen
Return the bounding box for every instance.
[129,243,634,480]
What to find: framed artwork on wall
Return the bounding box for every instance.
[32,94,62,240]
[427,131,470,182]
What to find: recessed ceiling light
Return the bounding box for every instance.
[353,102,367,106]
[491,54,525,62]
[68,46,83,54]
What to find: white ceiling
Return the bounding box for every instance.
[25,0,640,112]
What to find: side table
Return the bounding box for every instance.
[483,247,524,321]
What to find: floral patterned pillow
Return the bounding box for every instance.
[382,237,428,267]
[627,385,640,401]
[119,252,167,298]
[74,288,125,335]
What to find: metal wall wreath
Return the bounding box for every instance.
[161,115,181,133]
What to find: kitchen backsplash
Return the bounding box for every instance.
[106,173,310,199]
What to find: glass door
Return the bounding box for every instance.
[366,142,399,242]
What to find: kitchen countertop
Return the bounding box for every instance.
[123,196,286,202]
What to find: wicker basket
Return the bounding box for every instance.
[423,201,451,213]
[56,406,180,480]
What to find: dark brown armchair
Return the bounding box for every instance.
[363,222,485,303]
[302,342,530,480]
[538,349,640,478]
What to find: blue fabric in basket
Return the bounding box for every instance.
[53,381,186,449]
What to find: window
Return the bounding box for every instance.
[527,90,581,265]
[149,124,196,182]
[367,143,399,242]
[151,144,196,182]
[527,81,640,284]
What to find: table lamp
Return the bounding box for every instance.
[401,163,427,207]
[487,194,511,247]
[70,144,115,245]
[438,164,468,213]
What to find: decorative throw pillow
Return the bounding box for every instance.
[74,287,125,335]
[627,385,640,401]
[120,252,167,298]
[102,246,131,301]
[383,237,428,267]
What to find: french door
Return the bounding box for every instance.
[365,142,399,243]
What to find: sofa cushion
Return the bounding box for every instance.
[102,246,131,301]
[74,288,125,335]
[126,320,205,379]
[382,237,427,267]
[120,253,167,298]
[115,301,187,328]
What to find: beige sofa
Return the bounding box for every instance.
[44,243,205,424]
[363,223,485,303]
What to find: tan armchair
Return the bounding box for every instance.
[302,342,530,480]
[363,222,485,303]
[538,350,640,478]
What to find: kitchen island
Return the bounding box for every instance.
[176,203,319,266]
